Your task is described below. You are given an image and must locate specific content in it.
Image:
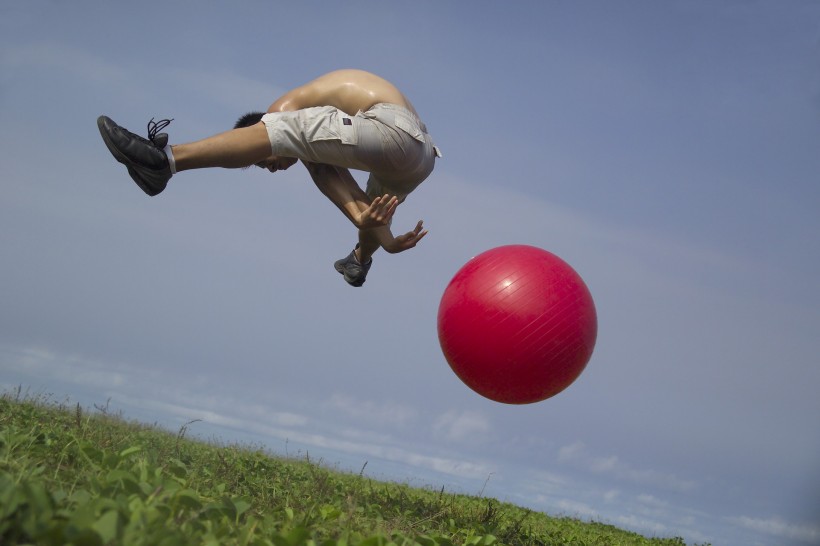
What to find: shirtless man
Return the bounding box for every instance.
[97,69,441,287]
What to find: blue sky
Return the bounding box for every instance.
[2,1,819,544]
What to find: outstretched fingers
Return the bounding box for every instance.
[360,194,399,228]
[390,220,428,253]
[373,194,399,221]
[409,220,428,244]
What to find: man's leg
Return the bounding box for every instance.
[333,229,381,288]
[305,163,379,287]
[98,117,273,195]
[172,123,271,171]
[356,229,381,264]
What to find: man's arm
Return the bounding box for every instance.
[361,221,428,255]
[303,161,427,252]
[270,83,395,228]
[301,161,397,229]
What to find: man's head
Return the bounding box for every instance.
[234,111,265,129]
[235,111,297,173]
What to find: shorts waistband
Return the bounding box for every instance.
[366,103,427,133]
[367,102,413,113]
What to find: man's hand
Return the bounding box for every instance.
[383,220,428,254]
[357,194,399,229]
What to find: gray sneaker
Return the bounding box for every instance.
[334,247,372,287]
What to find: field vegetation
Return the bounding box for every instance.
[1,389,708,545]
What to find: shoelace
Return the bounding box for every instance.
[146,117,173,144]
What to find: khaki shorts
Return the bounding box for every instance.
[261,103,440,201]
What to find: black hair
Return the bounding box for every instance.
[234,111,266,129]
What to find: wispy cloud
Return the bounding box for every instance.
[174,401,490,479]
[0,42,280,112]
[325,393,418,427]
[160,67,281,110]
[91,377,494,482]
[1,342,492,481]
[556,442,697,493]
[11,346,140,392]
[516,471,710,543]
[1,42,131,84]
[3,5,820,546]
[432,410,491,443]
[636,493,669,509]
[603,489,620,503]
[728,515,820,545]
[614,514,669,536]
[555,499,598,518]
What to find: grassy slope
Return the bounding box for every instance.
[0,393,705,546]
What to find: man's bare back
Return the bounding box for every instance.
[266,69,418,117]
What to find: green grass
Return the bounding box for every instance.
[0,390,708,546]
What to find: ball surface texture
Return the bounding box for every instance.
[437,245,597,404]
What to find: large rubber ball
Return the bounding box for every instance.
[437,245,597,404]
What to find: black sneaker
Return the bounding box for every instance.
[334,247,372,287]
[97,116,173,196]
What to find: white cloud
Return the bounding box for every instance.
[9,346,136,392]
[240,403,309,428]
[118,393,310,430]
[589,455,619,473]
[114,392,492,480]
[432,409,491,443]
[615,515,668,536]
[556,442,697,493]
[159,66,281,111]
[514,469,710,544]
[333,426,394,445]
[637,494,668,509]
[557,441,586,462]
[1,342,493,481]
[621,468,697,494]
[1,42,130,84]
[728,515,820,545]
[3,345,314,429]
[603,489,620,503]
[4,8,820,546]
[555,499,598,518]
[395,450,491,479]
[533,471,571,489]
[326,393,418,427]
[0,42,280,114]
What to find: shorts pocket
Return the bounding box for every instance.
[303,106,355,143]
[338,114,358,145]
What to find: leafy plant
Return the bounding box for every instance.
[0,392,709,546]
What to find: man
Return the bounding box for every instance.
[97,69,441,287]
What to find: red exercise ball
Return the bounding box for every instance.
[437,245,597,404]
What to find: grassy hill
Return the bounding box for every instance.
[0,390,706,545]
